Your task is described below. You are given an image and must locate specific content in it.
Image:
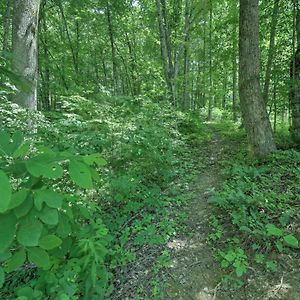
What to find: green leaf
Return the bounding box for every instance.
[266,224,283,237]
[17,217,43,247]
[17,287,34,298]
[14,195,33,218]
[40,207,58,225]
[0,214,17,253]
[39,235,62,250]
[58,294,70,300]
[255,254,265,264]
[224,251,236,262]
[83,154,107,167]
[275,240,283,252]
[0,131,23,156]
[235,262,247,277]
[56,215,71,238]
[283,234,299,248]
[9,189,28,210]
[0,251,12,262]
[26,154,63,179]
[6,248,26,272]
[13,141,30,159]
[0,170,12,213]
[0,267,4,288]
[69,160,93,189]
[27,247,50,269]
[34,189,63,210]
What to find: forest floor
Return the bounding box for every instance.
[161,125,300,300]
[162,126,230,300]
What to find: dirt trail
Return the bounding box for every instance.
[162,130,227,300]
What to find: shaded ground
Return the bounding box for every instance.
[161,127,228,300]
[161,126,300,300]
[111,125,300,300]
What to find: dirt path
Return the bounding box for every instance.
[162,129,228,300]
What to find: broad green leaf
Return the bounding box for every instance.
[0,251,12,262]
[13,142,30,159]
[0,267,4,288]
[83,154,107,167]
[56,215,71,238]
[9,189,28,210]
[17,286,34,298]
[6,248,26,272]
[39,235,62,250]
[69,160,93,189]
[58,294,70,300]
[0,131,23,156]
[0,131,10,155]
[17,217,43,247]
[0,214,17,253]
[26,154,63,179]
[14,195,33,218]
[27,247,50,269]
[34,189,63,209]
[266,224,283,237]
[40,207,58,225]
[0,170,12,213]
[283,234,299,248]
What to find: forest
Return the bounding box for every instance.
[0,0,299,299]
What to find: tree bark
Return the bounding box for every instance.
[106,4,118,95]
[182,0,191,110]
[156,0,175,105]
[207,0,213,120]
[290,0,300,144]
[232,8,238,122]
[2,0,12,53]
[239,0,276,157]
[12,0,41,110]
[263,0,280,103]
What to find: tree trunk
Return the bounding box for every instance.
[207,0,213,120]
[12,0,41,110]
[239,0,276,157]
[263,0,280,103]
[290,0,300,144]
[2,0,12,52]
[232,10,238,122]
[156,0,175,105]
[182,0,191,110]
[106,5,118,95]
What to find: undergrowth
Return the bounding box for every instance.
[0,95,209,299]
[208,133,300,290]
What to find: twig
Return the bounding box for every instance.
[213,281,222,300]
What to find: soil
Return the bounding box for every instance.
[161,127,300,300]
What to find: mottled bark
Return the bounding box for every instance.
[263,0,280,103]
[232,10,238,122]
[106,5,118,95]
[290,0,300,144]
[12,0,41,110]
[239,0,276,157]
[2,0,12,52]
[207,0,213,120]
[156,0,175,105]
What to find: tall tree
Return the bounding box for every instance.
[290,0,300,144]
[2,0,12,53]
[263,0,280,103]
[239,0,276,157]
[12,0,41,110]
